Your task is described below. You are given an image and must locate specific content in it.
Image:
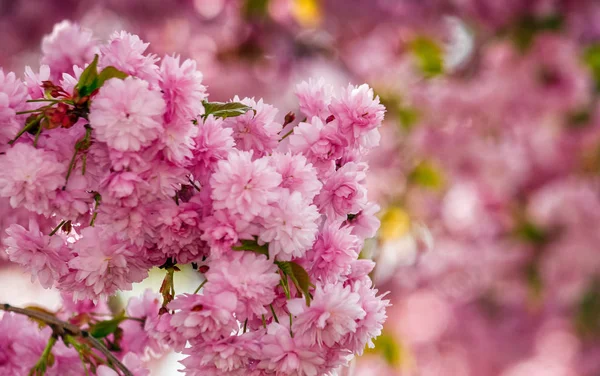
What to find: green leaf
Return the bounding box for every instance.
[575,278,600,337]
[74,55,127,98]
[243,0,270,19]
[584,44,600,93]
[408,160,444,190]
[232,239,269,258]
[88,314,126,339]
[75,55,100,97]
[96,66,128,88]
[365,331,403,367]
[410,37,444,78]
[510,14,563,51]
[514,220,548,245]
[202,101,254,119]
[276,261,312,306]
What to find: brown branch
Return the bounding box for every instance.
[1,303,133,376]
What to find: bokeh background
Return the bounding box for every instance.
[3,0,600,375]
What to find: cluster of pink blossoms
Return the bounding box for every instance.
[0,23,388,375]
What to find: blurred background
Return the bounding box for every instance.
[3,0,600,375]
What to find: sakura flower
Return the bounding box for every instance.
[151,200,204,264]
[0,313,48,375]
[4,219,69,288]
[288,283,366,347]
[259,190,320,261]
[181,332,261,376]
[61,226,149,301]
[191,114,235,180]
[200,210,254,257]
[269,152,323,203]
[223,97,282,157]
[204,252,280,320]
[99,31,160,83]
[159,55,207,123]
[41,21,98,80]
[288,116,347,174]
[258,322,326,376]
[0,143,66,215]
[304,222,360,283]
[343,201,381,239]
[211,150,282,221]
[120,290,167,359]
[342,280,389,355]
[314,162,368,220]
[159,55,207,165]
[89,76,166,152]
[295,78,334,120]
[329,84,385,144]
[167,292,238,343]
[23,65,51,99]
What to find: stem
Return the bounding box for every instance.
[33,123,43,147]
[289,313,294,338]
[243,319,248,333]
[261,314,267,329]
[29,334,58,376]
[63,148,79,190]
[8,114,42,145]
[0,303,133,376]
[280,128,294,140]
[193,279,208,294]
[269,304,280,324]
[49,220,66,236]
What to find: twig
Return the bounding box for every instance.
[1,303,133,376]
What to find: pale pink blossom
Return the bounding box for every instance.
[269,152,322,203]
[99,31,159,83]
[211,150,282,221]
[288,283,366,347]
[205,252,280,320]
[295,78,333,119]
[41,21,98,80]
[89,76,166,152]
[4,219,69,288]
[314,162,368,220]
[0,143,66,215]
[167,292,238,342]
[191,115,235,180]
[258,322,326,376]
[305,222,360,283]
[259,190,320,261]
[223,97,282,157]
[61,226,149,301]
[329,84,385,144]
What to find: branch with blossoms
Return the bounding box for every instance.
[1,303,134,376]
[0,23,389,376]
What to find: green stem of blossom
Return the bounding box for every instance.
[64,126,92,190]
[193,279,208,294]
[49,220,66,236]
[33,123,43,147]
[64,336,90,376]
[29,334,57,376]
[269,304,280,324]
[261,314,267,329]
[280,128,294,140]
[8,114,43,145]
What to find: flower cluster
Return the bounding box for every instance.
[0,23,388,376]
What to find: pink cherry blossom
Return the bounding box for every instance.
[3,219,69,288]
[259,190,320,261]
[89,76,166,152]
[211,150,282,221]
